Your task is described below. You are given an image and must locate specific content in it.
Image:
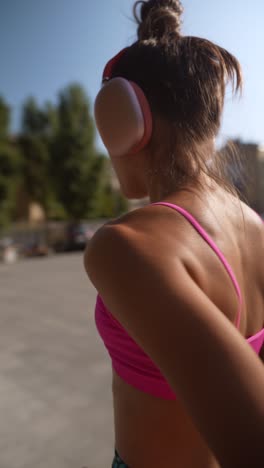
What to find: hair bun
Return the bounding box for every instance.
[134,0,184,41]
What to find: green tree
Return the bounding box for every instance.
[0,98,20,228]
[22,97,50,136]
[22,97,59,143]
[90,156,129,218]
[0,144,20,228]
[0,97,10,140]
[18,135,50,208]
[17,97,63,219]
[53,83,98,220]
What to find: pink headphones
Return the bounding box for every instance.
[94,48,153,158]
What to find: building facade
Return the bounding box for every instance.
[222,139,264,214]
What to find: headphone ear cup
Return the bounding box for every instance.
[94,77,152,157]
[128,81,153,154]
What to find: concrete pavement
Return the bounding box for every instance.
[0,253,114,468]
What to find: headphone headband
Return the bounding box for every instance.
[102,48,129,83]
[95,47,153,157]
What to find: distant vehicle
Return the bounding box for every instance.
[21,241,50,258]
[19,231,50,258]
[54,222,94,252]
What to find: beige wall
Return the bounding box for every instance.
[221,140,264,213]
[28,202,46,223]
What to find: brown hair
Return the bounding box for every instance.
[112,0,244,196]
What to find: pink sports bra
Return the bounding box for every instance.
[95,202,264,399]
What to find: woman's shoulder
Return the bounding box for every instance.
[84,204,183,270]
[83,201,195,304]
[237,199,264,282]
[238,201,264,259]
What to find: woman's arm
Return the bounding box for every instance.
[84,223,264,468]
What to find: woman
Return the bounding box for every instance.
[85,1,264,466]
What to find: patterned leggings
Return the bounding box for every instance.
[111,449,129,467]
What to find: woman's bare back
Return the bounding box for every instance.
[111,187,264,468]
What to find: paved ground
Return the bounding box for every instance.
[0,253,114,468]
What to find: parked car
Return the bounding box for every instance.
[18,231,51,258]
[54,222,94,252]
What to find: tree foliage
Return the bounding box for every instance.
[0,85,128,228]
[91,156,128,218]
[22,97,51,136]
[52,84,100,220]
[0,98,20,228]
[18,135,50,206]
[0,97,10,140]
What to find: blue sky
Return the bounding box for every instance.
[1,0,264,151]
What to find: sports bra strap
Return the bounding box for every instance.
[151,202,242,329]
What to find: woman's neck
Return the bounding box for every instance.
[148,170,216,203]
